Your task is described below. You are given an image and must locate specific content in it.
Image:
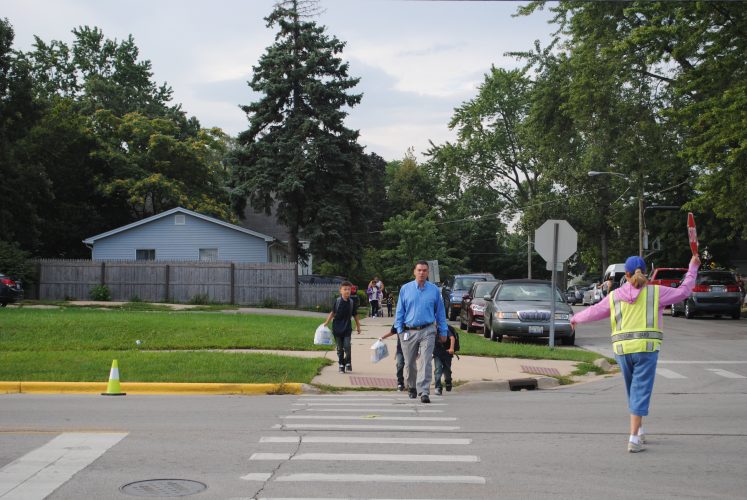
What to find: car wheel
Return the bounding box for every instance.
[732,308,742,320]
[448,306,457,322]
[459,314,467,331]
[483,319,491,339]
[684,300,695,319]
[561,333,575,346]
[0,302,7,307]
[671,304,680,317]
[489,327,502,342]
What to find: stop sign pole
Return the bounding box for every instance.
[534,220,578,348]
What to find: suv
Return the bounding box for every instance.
[671,270,742,319]
[442,273,495,321]
[0,273,24,306]
[649,268,687,288]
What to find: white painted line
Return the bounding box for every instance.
[659,360,747,364]
[250,453,479,462]
[294,403,447,407]
[302,408,443,413]
[260,436,472,445]
[0,432,127,500]
[656,368,687,379]
[706,368,746,379]
[240,472,273,481]
[297,398,404,402]
[276,473,485,484]
[281,415,457,421]
[273,424,460,431]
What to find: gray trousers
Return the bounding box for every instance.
[399,325,436,396]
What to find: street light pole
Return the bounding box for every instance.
[588,170,643,257]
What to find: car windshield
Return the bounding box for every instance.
[454,277,482,290]
[656,269,686,280]
[497,283,563,302]
[697,272,737,285]
[473,282,496,297]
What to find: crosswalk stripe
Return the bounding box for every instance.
[706,368,746,379]
[656,368,687,379]
[0,432,127,500]
[273,424,460,431]
[301,408,443,413]
[297,398,407,402]
[275,473,485,484]
[240,472,273,481]
[249,452,479,462]
[281,415,457,421]
[294,402,448,406]
[259,436,472,445]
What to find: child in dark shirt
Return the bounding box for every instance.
[322,281,361,373]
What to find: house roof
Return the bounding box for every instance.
[82,207,275,245]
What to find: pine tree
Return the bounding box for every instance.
[231,0,366,268]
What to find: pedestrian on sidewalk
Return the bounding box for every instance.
[433,325,456,395]
[571,254,700,453]
[391,260,448,403]
[323,281,361,373]
[367,278,381,318]
[380,326,406,391]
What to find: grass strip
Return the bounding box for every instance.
[458,330,604,363]
[0,308,332,351]
[0,351,331,384]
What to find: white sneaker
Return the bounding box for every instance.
[628,441,644,453]
[638,433,646,444]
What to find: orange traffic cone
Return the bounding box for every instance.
[101,359,126,396]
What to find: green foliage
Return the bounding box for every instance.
[188,293,211,305]
[0,240,34,283]
[230,0,366,266]
[261,297,280,308]
[88,285,111,301]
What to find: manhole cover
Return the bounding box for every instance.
[120,479,207,497]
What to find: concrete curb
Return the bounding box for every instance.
[0,381,302,395]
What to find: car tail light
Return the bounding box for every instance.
[725,285,740,293]
[692,285,710,292]
[1,278,15,286]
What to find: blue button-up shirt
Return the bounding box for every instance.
[393,280,448,337]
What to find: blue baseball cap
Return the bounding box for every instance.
[624,256,647,274]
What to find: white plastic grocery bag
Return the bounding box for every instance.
[314,324,333,345]
[370,339,389,363]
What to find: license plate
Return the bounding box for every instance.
[528,326,543,334]
[711,285,724,292]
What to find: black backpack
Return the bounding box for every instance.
[448,325,460,352]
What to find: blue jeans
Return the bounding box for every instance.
[616,351,659,416]
[335,335,351,366]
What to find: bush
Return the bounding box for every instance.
[261,297,279,308]
[89,285,111,301]
[0,240,34,285]
[188,293,211,305]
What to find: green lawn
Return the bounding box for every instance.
[0,308,332,351]
[458,331,604,363]
[0,308,332,383]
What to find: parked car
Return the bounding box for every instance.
[441,273,495,321]
[649,268,687,288]
[601,263,626,296]
[671,270,742,319]
[565,284,589,305]
[459,280,501,332]
[0,273,24,306]
[582,283,604,306]
[482,279,575,345]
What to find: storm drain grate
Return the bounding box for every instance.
[349,376,398,388]
[120,479,207,497]
[521,365,561,377]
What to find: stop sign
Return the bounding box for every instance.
[534,219,577,263]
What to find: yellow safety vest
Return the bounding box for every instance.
[609,285,662,355]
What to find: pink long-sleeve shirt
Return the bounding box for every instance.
[571,262,699,327]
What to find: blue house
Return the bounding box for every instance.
[82,207,275,263]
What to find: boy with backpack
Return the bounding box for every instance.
[322,281,361,373]
[433,325,458,395]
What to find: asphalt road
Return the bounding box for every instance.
[1,312,745,500]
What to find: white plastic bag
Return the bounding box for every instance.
[314,324,333,345]
[370,339,389,363]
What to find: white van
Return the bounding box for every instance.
[602,263,627,295]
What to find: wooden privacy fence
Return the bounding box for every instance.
[32,259,339,308]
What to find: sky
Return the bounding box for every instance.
[3,0,556,161]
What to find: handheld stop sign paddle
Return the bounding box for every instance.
[687,212,698,256]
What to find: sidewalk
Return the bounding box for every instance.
[310,315,586,392]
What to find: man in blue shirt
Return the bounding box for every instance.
[392,260,448,403]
